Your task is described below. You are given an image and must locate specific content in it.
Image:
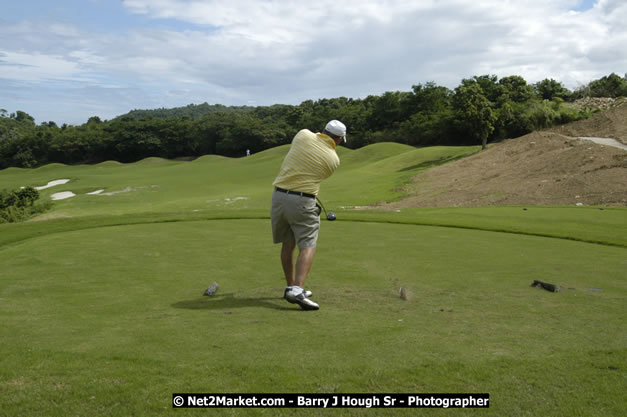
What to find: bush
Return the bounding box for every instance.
[0,187,51,223]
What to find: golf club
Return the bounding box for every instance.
[316,197,336,221]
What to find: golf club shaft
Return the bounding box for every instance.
[316,196,329,218]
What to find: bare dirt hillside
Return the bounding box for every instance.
[552,99,627,145]
[381,102,627,208]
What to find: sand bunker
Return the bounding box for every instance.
[98,187,133,196]
[51,191,76,200]
[46,186,135,200]
[34,179,70,190]
[21,180,152,202]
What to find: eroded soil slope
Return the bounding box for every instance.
[383,103,627,208]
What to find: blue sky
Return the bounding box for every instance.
[1,0,625,125]
[572,0,598,11]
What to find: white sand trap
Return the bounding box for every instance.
[51,191,76,200]
[35,179,70,190]
[87,189,104,195]
[99,187,133,196]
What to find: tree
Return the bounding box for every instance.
[399,82,454,146]
[13,111,36,124]
[41,121,58,128]
[586,73,627,97]
[408,82,452,112]
[534,79,572,100]
[494,100,515,139]
[461,75,503,103]
[400,109,455,147]
[498,75,535,103]
[453,84,497,149]
[365,91,411,131]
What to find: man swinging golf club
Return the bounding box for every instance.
[271,120,347,310]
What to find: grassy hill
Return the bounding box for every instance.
[0,143,480,218]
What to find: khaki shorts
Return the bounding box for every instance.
[271,189,320,248]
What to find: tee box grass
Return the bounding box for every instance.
[0,143,625,416]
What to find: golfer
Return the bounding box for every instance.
[271,120,347,310]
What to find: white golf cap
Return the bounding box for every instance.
[325,120,347,142]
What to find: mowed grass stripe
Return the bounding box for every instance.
[1,204,626,252]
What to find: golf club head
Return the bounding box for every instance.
[327,212,336,221]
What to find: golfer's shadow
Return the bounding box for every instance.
[172,293,294,311]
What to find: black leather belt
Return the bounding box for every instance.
[275,187,315,199]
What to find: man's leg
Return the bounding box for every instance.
[281,243,316,288]
[281,243,318,310]
[280,241,296,286]
[294,247,316,288]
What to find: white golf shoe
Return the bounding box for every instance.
[284,287,312,298]
[284,288,319,310]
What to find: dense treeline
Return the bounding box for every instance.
[117,103,256,121]
[1,73,626,169]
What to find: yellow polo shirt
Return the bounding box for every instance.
[273,129,340,196]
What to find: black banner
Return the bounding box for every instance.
[172,393,489,408]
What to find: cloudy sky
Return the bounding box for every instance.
[1,0,625,125]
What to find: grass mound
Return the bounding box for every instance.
[0,143,480,217]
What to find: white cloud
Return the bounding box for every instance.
[0,0,625,124]
[0,51,85,82]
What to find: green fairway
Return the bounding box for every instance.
[1,144,625,416]
[0,143,479,218]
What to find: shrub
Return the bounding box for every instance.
[0,186,51,223]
